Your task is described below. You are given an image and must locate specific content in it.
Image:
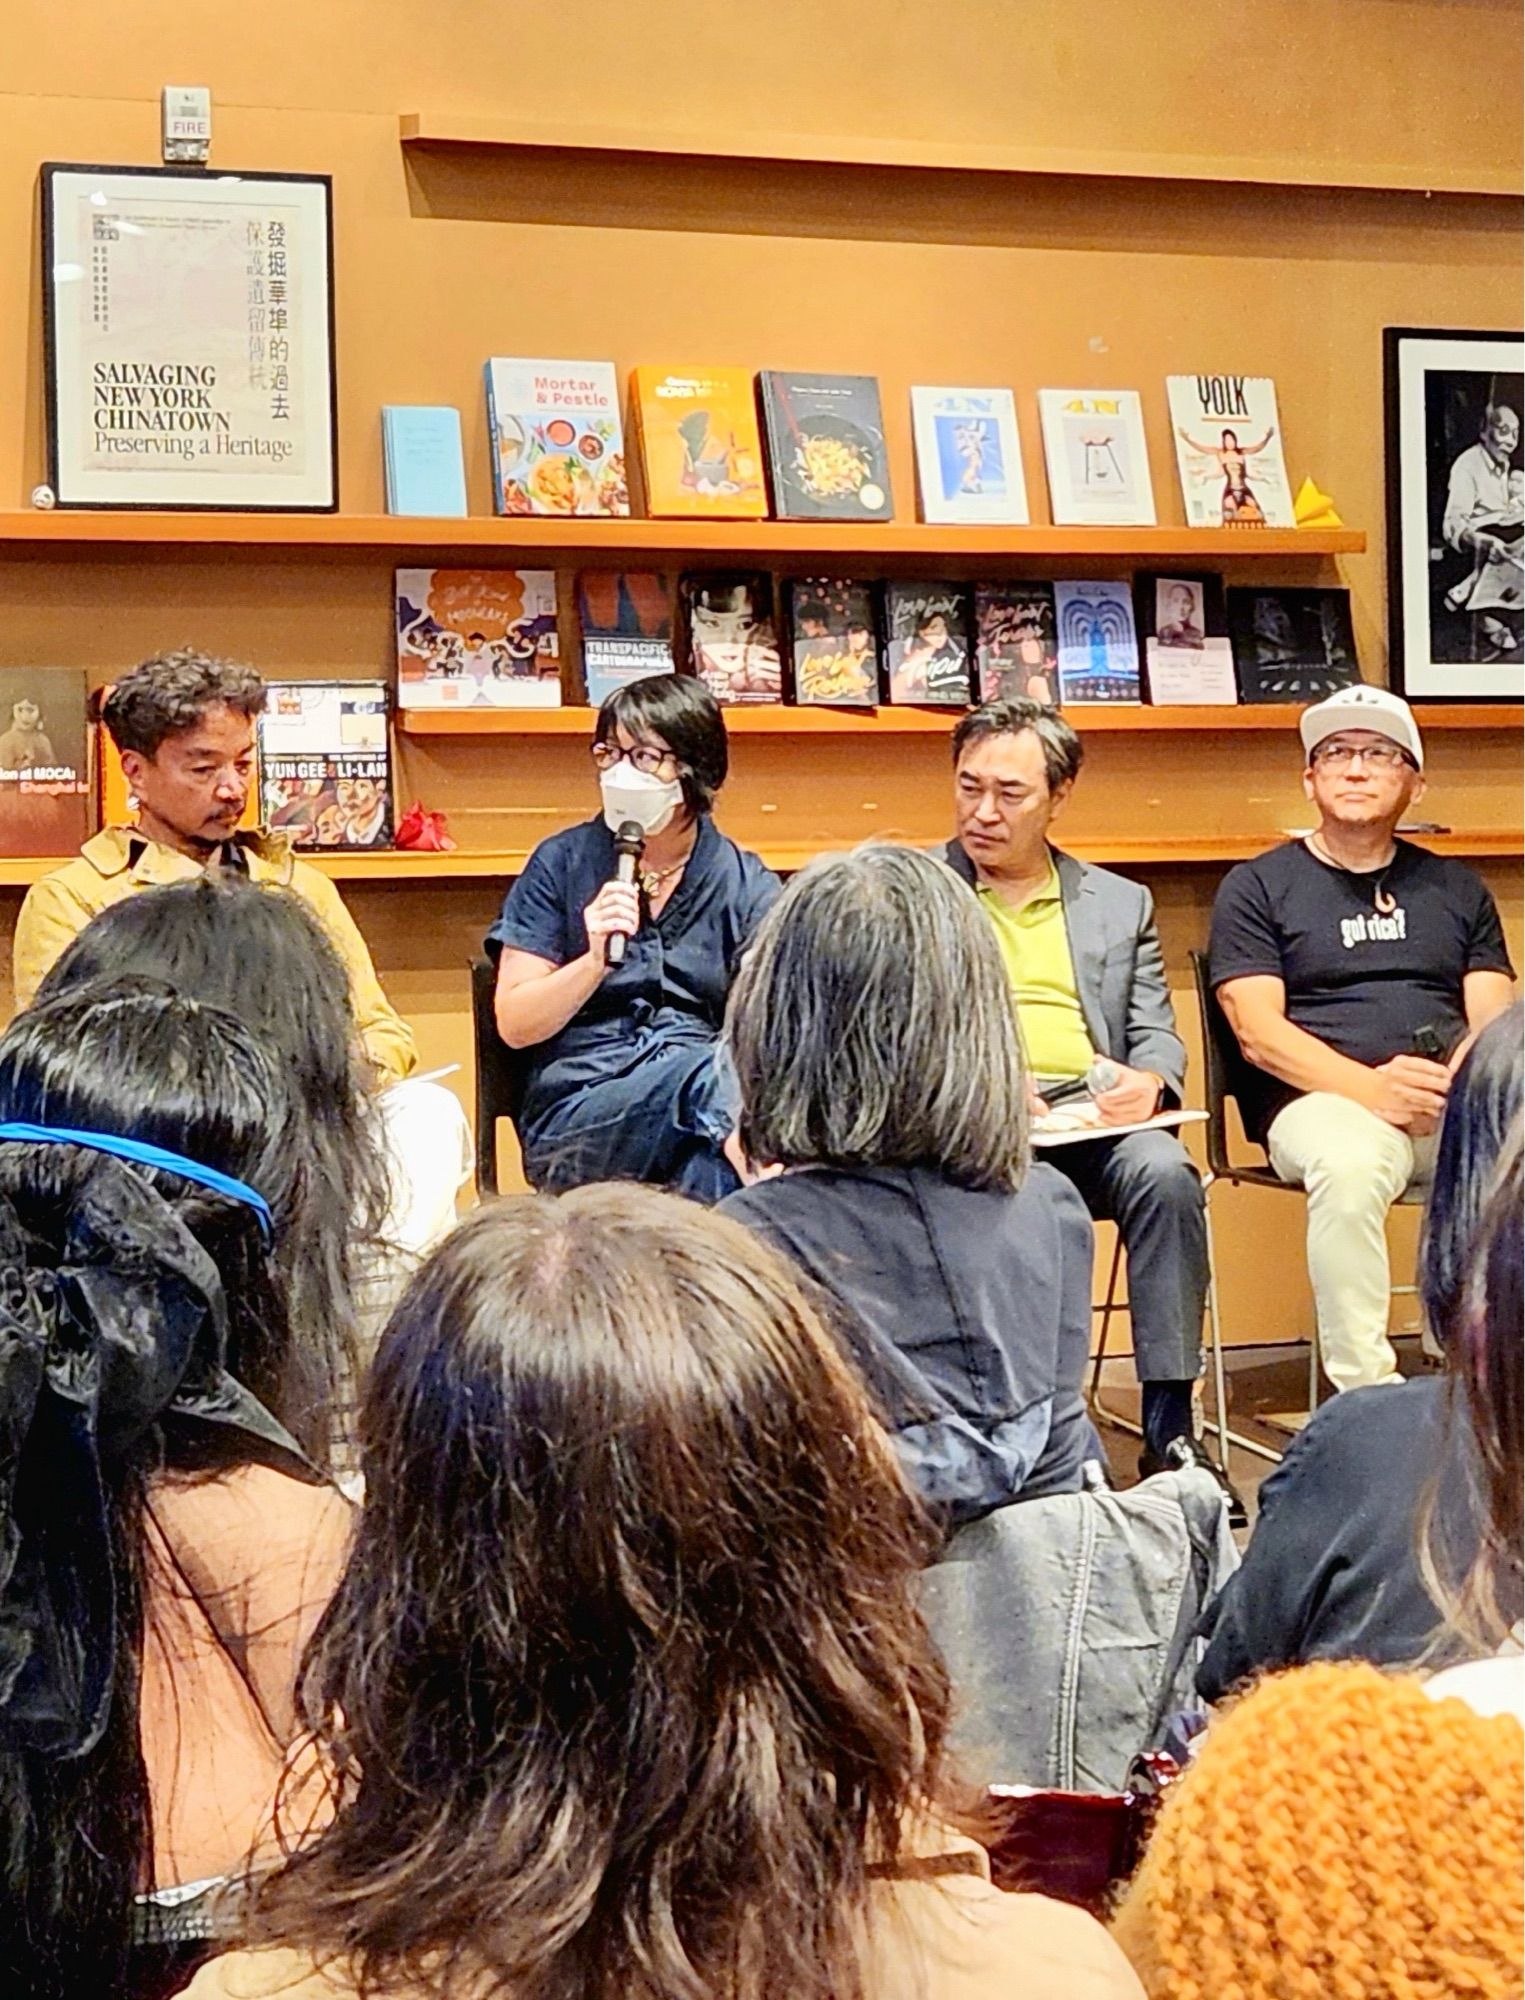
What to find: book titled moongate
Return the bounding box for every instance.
[382,406,468,518]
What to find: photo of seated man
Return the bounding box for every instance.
[1211,685,1515,1392]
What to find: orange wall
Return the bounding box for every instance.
[0,0,1518,1346]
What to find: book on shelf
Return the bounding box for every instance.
[629,368,768,519]
[1226,586,1362,701]
[382,406,468,518]
[577,572,677,706]
[1053,581,1142,703]
[259,681,393,850]
[1037,390,1156,527]
[911,387,1029,525]
[757,372,893,521]
[1134,572,1239,706]
[94,683,260,833]
[395,568,562,709]
[883,584,972,707]
[785,579,880,706]
[483,359,629,517]
[0,668,89,858]
[680,573,782,703]
[974,584,1060,706]
[1166,375,1294,528]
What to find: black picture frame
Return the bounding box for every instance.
[1383,325,1522,702]
[41,162,338,512]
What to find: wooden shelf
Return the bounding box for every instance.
[0,825,1514,891]
[0,511,1365,564]
[398,113,1519,201]
[397,701,1519,738]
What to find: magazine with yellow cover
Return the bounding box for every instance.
[630,368,768,519]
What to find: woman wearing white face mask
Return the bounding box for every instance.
[487,675,780,1199]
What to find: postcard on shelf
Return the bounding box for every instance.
[785,579,880,706]
[974,584,1060,705]
[1134,573,1239,705]
[757,372,893,521]
[1166,375,1294,528]
[630,368,768,519]
[483,358,629,517]
[577,572,677,706]
[1227,586,1363,701]
[259,681,392,849]
[911,388,1028,525]
[395,568,561,709]
[0,668,89,858]
[94,682,259,832]
[1053,581,1141,703]
[680,573,782,703]
[884,584,972,707]
[382,406,467,518]
[1037,390,1156,527]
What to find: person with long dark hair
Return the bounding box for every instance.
[185,1187,1143,2000]
[36,872,394,1376]
[0,982,352,1998]
[489,674,778,1199]
[1196,1002,1523,1699]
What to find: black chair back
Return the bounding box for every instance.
[1189,948,1281,1187]
[469,956,530,1197]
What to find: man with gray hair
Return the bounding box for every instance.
[942,699,1237,1510]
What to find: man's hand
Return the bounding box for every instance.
[581,880,641,967]
[1091,1064,1164,1127]
[1369,1054,1451,1131]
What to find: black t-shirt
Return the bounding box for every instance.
[1210,838,1513,1143]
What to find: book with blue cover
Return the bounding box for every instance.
[577,572,677,706]
[382,407,467,518]
[1053,581,1142,702]
[911,388,1028,525]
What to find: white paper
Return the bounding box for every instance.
[1031,1108,1208,1149]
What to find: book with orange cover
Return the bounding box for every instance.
[629,367,768,519]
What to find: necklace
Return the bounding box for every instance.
[640,856,688,901]
[1305,832,1398,913]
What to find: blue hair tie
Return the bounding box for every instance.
[0,1123,274,1244]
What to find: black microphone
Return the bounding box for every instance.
[605,820,645,968]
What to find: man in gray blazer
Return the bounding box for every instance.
[942,700,1233,1499]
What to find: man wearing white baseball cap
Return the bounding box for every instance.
[1209,685,1515,1392]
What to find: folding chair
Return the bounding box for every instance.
[468,955,531,1196]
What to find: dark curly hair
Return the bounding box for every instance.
[101,647,266,758]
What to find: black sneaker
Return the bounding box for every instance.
[1139,1435,1249,1530]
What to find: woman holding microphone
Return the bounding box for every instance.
[488,675,778,1199]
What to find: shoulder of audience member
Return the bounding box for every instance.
[179,1945,353,1998]
[870,1869,1146,1999]
[150,1464,353,1606]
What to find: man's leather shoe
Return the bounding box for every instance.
[1139,1434,1249,1530]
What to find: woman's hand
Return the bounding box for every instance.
[581,881,642,966]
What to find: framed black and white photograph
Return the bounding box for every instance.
[42,163,337,511]
[1384,327,1522,700]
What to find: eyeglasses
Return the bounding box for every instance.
[591,741,679,777]
[1311,741,1414,771]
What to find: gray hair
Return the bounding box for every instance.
[727,843,1029,1192]
[951,700,1083,794]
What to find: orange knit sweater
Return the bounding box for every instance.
[1111,1661,1524,2000]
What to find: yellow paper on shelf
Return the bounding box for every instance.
[1293,476,1344,528]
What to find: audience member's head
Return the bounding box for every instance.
[728,842,1028,1189]
[250,1186,955,2000]
[101,647,265,856]
[1419,1002,1523,1346]
[0,980,322,1991]
[37,874,391,1385]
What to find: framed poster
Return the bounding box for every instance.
[1384,327,1522,700]
[42,163,337,511]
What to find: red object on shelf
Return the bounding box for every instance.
[394,801,456,852]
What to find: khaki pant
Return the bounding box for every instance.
[1267,1091,1438,1393]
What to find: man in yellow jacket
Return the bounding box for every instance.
[13,648,469,1281]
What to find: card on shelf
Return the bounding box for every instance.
[1038,390,1156,526]
[1134,573,1239,705]
[259,681,393,849]
[1053,581,1142,703]
[395,569,562,709]
[381,406,467,518]
[483,358,629,517]
[1166,375,1294,528]
[911,387,1028,525]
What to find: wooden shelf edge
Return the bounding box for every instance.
[0,827,1515,889]
[398,701,1521,738]
[0,511,1366,560]
[398,113,1519,201]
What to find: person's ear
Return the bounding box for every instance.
[1409,767,1427,808]
[1046,778,1075,824]
[119,748,147,793]
[1302,765,1317,805]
